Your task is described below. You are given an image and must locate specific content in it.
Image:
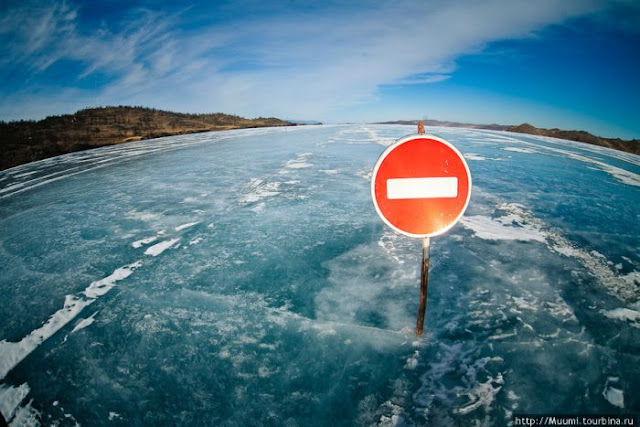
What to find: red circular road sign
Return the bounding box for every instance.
[371,134,472,238]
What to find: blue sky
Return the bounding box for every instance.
[1,0,639,139]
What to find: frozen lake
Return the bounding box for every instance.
[0,124,639,425]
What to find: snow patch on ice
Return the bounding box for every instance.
[84,262,141,298]
[622,271,640,289]
[551,243,639,303]
[311,324,337,336]
[144,238,180,257]
[285,153,313,169]
[598,163,640,187]
[0,165,107,200]
[13,171,38,178]
[405,351,419,370]
[125,210,159,222]
[464,153,488,161]
[411,342,505,421]
[502,137,640,187]
[250,202,265,213]
[71,311,99,334]
[361,126,395,146]
[488,331,517,341]
[463,202,639,303]
[0,261,141,381]
[132,236,158,248]
[454,373,504,415]
[511,296,538,312]
[6,398,40,426]
[603,385,625,408]
[378,401,404,426]
[601,308,640,328]
[460,205,546,243]
[545,225,640,303]
[321,125,396,148]
[0,382,30,424]
[189,237,203,246]
[377,232,410,264]
[0,295,93,380]
[239,179,281,204]
[175,221,199,231]
[503,147,537,154]
[180,193,208,204]
[0,183,26,194]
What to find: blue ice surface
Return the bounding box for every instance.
[0,124,638,425]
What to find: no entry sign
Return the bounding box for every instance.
[371,134,472,237]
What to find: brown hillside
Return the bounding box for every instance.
[378,120,639,155]
[0,106,294,170]
[508,123,640,155]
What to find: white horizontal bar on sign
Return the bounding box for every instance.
[386,177,458,199]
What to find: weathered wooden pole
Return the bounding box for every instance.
[416,236,431,335]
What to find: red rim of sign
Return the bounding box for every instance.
[371,133,472,238]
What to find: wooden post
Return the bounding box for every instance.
[416,236,431,335]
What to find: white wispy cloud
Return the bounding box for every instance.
[0,0,607,121]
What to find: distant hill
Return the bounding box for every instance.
[506,123,640,155]
[378,119,510,131]
[0,106,295,171]
[286,119,323,125]
[378,120,639,155]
